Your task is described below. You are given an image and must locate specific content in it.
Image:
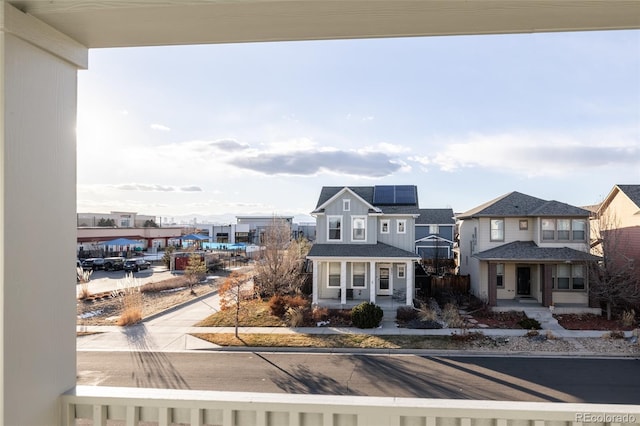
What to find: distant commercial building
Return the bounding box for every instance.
[77,211,183,256]
[196,216,316,245]
[77,211,158,228]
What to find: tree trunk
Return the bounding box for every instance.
[606,302,612,321]
[235,297,240,338]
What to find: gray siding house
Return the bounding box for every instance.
[457,191,600,307]
[307,185,420,306]
[415,208,456,264]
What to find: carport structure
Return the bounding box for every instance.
[1,1,639,425]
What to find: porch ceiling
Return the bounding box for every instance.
[8,1,640,49]
[308,242,419,260]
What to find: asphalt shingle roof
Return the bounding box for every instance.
[457,191,590,219]
[313,186,420,215]
[474,241,601,262]
[307,242,419,259]
[416,208,455,225]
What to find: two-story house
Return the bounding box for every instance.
[591,184,640,271]
[457,191,600,308]
[415,208,456,272]
[307,185,421,306]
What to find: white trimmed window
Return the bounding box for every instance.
[380,219,390,234]
[490,219,504,241]
[352,263,366,287]
[397,264,406,279]
[541,218,587,242]
[572,219,586,240]
[557,219,570,240]
[496,263,504,288]
[352,216,366,241]
[343,199,351,211]
[328,262,341,287]
[572,264,585,290]
[327,216,342,241]
[429,225,439,234]
[556,264,571,290]
[397,219,406,234]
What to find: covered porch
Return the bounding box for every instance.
[476,241,601,308]
[307,242,420,307]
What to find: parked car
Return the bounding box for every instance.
[123,258,151,272]
[103,257,125,271]
[81,258,105,271]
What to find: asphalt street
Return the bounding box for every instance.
[77,351,640,404]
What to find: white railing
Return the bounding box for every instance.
[61,386,640,426]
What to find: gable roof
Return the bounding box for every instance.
[313,186,378,214]
[416,208,455,225]
[618,185,640,207]
[474,241,601,262]
[312,185,420,215]
[457,191,590,219]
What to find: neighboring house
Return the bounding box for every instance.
[307,185,421,306]
[415,208,456,271]
[591,184,640,269]
[457,191,600,307]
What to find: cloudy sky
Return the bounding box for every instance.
[77,30,639,224]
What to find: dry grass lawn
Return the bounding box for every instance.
[197,299,288,327]
[192,333,459,349]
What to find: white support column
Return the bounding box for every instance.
[0,4,88,425]
[406,260,414,306]
[340,261,347,304]
[369,261,376,304]
[312,260,319,305]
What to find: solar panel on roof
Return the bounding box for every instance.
[373,185,417,205]
[395,185,416,204]
[373,186,395,204]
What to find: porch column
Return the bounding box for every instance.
[369,261,376,304]
[487,263,497,306]
[340,261,347,304]
[0,4,88,425]
[406,260,414,306]
[542,264,553,307]
[312,260,319,305]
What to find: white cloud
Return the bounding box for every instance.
[414,130,639,177]
[150,123,171,131]
[112,183,203,192]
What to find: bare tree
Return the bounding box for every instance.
[219,271,249,338]
[253,218,311,297]
[184,252,207,295]
[589,209,640,320]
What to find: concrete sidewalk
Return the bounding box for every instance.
[77,292,638,353]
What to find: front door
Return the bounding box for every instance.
[377,265,391,295]
[517,267,531,296]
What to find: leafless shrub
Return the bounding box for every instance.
[443,303,465,328]
[113,273,142,326]
[621,309,636,327]
[286,307,306,327]
[417,302,437,322]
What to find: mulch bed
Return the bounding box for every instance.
[471,311,527,329]
[554,314,637,331]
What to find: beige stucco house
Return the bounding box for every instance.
[591,184,640,270]
[457,192,600,308]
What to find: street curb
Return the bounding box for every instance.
[184,343,640,359]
